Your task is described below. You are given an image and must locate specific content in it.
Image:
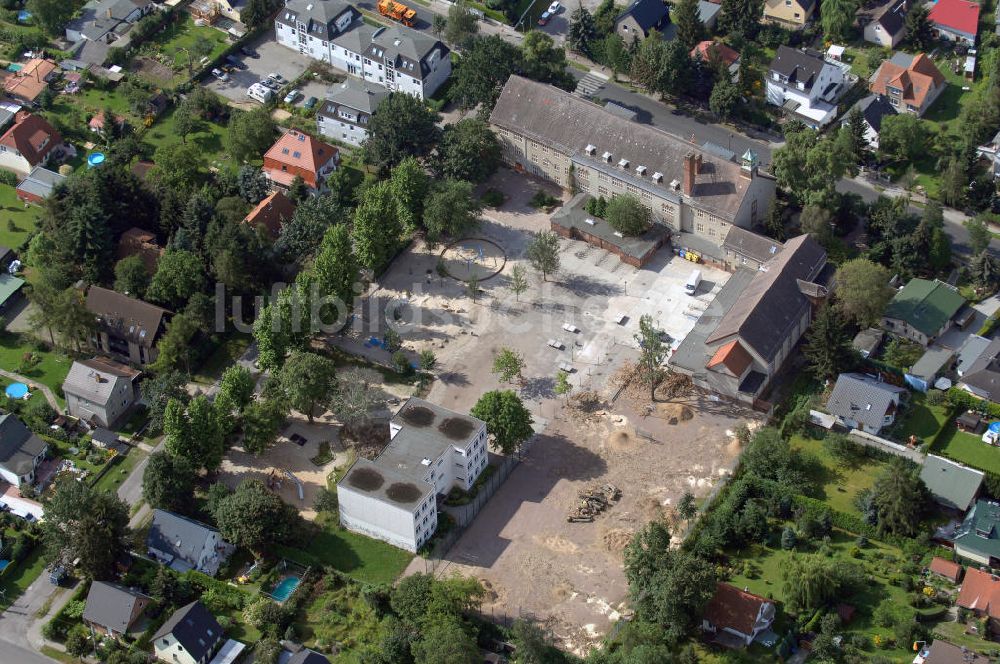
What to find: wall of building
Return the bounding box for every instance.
[154,634,199,664]
[318,112,368,146]
[955,543,991,566]
[338,486,425,552]
[764,0,812,27]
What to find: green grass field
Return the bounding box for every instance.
[896,395,951,446]
[280,517,413,585]
[0,184,42,250]
[0,546,47,610]
[0,333,72,407]
[42,87,138,145]
[91,447,148,494]
[791,434,886,516]
[154,17,230,73]
[143,106,231,170]
[932,423,1000,474]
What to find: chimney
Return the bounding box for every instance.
[683,152,697,196]
[695,153,702,172]
[107,7,112,19]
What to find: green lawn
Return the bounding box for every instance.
[142,106,231,169]
[91,447,148,494]
[0,546,47,610]
[279,517,413,585]
[895,395,951,446]
[152,17,230,74]
[0,184,43,250]
[932,619,1000,657]
[791,434,887,517]
[192,334,251,386]
[932,422,1000,474]
[0,333,72,407]
[42,87,138,145]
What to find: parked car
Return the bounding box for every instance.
[260,78,279,90]
[268,73,288,86]
[304,96,319,110]
[283,89,301,104]
[547,1,561,13]
[241,46,258,58]
[211,68,229,82]
[537,10,551,24]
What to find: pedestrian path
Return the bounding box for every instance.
[574,71,607,97]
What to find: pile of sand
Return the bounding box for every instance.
[607,430,638,452]
[602,529,634,553]
[658,403,693,424]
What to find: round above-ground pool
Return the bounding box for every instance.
[5,383,28,399]
[87,152,105,168]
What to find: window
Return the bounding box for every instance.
[696,222,704,232]
[793,11,800,17]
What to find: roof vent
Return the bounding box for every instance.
[602,151,612,162]
[618,158,629,169]
[584,144,596,155]
[652,172,663,182]
[584,218,595,225]
[669,178,680,190]
[636,165,647,176]
[613,231,623,238]
[306,3,313,9]
[421,457,431,465]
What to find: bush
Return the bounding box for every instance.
[0,169,17,186]
[528,189,559,209]
[605,194,651,236]
[780,526,797,550]
[926,389,948,407]
[480,189,504,208]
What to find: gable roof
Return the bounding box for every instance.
[616,0,670,32]
[957,567,1000,617]
[0,112,61,168]
[920,454,984,511]
[152,601,222,662]
[826,373,907,431]
[264,130,338,178]
[769,47,827,91]
[872,0,908,35]
[276,0,358,38]
[16,165,65,200]
[147,509,222,565]
[702,582,773,636]
[62,359,136,409]
[960,337,1000,401]
[870,52,946,110]
[957,335,992,376]
[722,226,782,264]
[705,234,826,361]
[0,413,47,476]
[929,556,963,583]
[707,340,752,376]
[929,0,980,35]
[3,59,57,103]
[83,581,149,633]
[243,191,296,238]
[85,285,169,348]
[954,500,1000,562]
[883,279,965,337]
[847,95,897,133]
[322,77,387,116]
[690,40,740,67]
[288,650,332,664]
[363,25,449,79]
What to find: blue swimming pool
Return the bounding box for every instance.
[270,575,300,602]
[5,383,27,399]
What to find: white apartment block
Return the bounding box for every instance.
[317,77,386,146]
[766,46,847,128]
[337,399,488,552]
[275,0,451,100]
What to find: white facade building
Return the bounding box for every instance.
[316,77,386,146]
[337,399,489,552]
[766,46,847,128]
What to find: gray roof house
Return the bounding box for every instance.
[65,0,154,44]
[722,226,782,271]
[863,0,909,47]
[146,510,233,576]
[842,95,897,149]
[825,373,907,435]
[15,165,65,203]
[0,413,47,487]
[959,337,1000,403]
[83,581,151,638]
[956,334,992,377]
[317,75,387,148]
[288,649,332,664]
[920,454,984,511]
[152,601,224,664]
[615,0,670,43]
[274,0,359,41]
[62,356,141,429]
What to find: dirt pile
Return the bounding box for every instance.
[602,529,634,553]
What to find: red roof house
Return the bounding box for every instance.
[3,59,58,104]
[928,0,980,45]
[0,111,62,175]
[690,40,740,68]
[262,130,338,191]
[870,52,947,117]
[702,583,776,648]
[929,556,964,583]
[243,191,296,239]
[957,568,1000,629]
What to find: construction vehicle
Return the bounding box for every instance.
[378,0,417,26]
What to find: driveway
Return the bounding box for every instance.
[0,569,75,664]
[203,33,314,104]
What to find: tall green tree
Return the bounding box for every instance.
[491,348,526,384]
[605,195,651,236]
[241,0,282,28]
[672,0,705,49]
[471,389,535,455]
[905,3,934,51]
[312,223,358,319]
[163,396,225,472]
[151,142,205,193]
[362,93,441,173]
[148,249,206,309]
[413,619,479,664]
[42,479,130,580]
[142,451,196,512]
[844,105,869,161]
[720,0,764,38]
[212,479,299,554]
[27,0,77,35]
[773,126,854,208]
[275,350,337,422]
[966,215,993,255]
[803,304,856,379]
[275,194,342,260]
[423,180,483,242]
[352,181,404,273]
[450,35,523,110]
[435,119,501,183]
[879,114,930,163]
[151,314,200,374]
[970,250,1000,290]
[445,0,480,48]
[568,2,597,55]
[228,107,277,163]
[114,255,150,298]
[142,371,189,433]
[630,33,666,91]
[821,0,858,41]
[871,458,930,537]
[526,231,560,281]
[508,264,529,301]
[635,314,666,401]
[709,78,741,122]
[389,157,431,234]
[833,258,893,326]
[520,31,574,89]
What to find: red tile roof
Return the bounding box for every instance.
[929,556,963,583]
[3,59,56,102]
[707,340,752,376]
[928,0,980,36]
[870,53,945,110]
[690,41,740,67]
[0,112,61,169]
[957,568,1000,618]
[703,583,772,637]
[263,130,338,181]
[244,191,296,238]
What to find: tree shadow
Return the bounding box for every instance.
[556,274,622,298]
[519,376,555,401]
[438,371,470,387]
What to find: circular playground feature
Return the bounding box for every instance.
[438,238,506,283]
[5,383,27,399]
[87,152,105,168]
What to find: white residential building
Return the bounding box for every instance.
[337,399,489,552]
[317,77,386,146]
[766,46,847,128]
[275,0,451,99]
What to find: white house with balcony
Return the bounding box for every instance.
[337,399,489,552]
[766,45,846,128]
[274,0,359,62]
[317,77,386,146]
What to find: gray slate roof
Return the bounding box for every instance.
[960,337,1000,401]
[705,234,827,361]
[0,414,47,476]
[722,226,783,264]
[277,0,358,39]
[321,77,386,115]
[826,373,907,431]
[847,95,897,133]
[16,165,65,200]
[62,359,130,408]
[83,581,149,633]
[152,601,222,662]
[616,0,669,32]
[335,24,448,80]
[147,509,222,566]
[908,347,954,380]
[288,648,333,664]
[852,327,885,356]
[920,454,984,511]
[770,46,828,91]
[957,334,993,376]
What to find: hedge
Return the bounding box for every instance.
[947,387,1000,419]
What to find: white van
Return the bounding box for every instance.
[246,83,273,103]
[685,269,702,296]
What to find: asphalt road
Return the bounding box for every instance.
[0,640,56,664]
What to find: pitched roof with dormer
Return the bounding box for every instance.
[263,130,338,184]
[0,112,61,168]
[871,52,946,109]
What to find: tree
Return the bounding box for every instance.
[445,0,479,48]
[173,102,198,144]
[287,175,310,204]
[241,398,287,455]
[450,35,523,110]
[940,155,969,208]
[780,526,797,550]
[672,0,705,49]
[720,0,763,37]
[630,34,666,90]
[833,258,893,326]
[27,0,74,35]
[352,181,404,273]
[390,157,431,234]
[967,215,993,255]
[871,458,930,537]
[114,255,150,298]
[433,13,447,34]
[213,478,299,553]
[436,119,501,183]
[241,0,281,28]
[905,3,934,51]
[362,93,441,173]
[821,0,858,41]
[471,389,535,455]
[624,522,717,645]
[151,314,200,374]
[803,304,856,379]
[275,194,342,260]
[879,114,930,163]
[148,249,206,309]
[508,264,529,302]
[163,396,224,472]
[526,231,560,281]
[413,619,479,664]
[42,478,130,580]
[781,555,859,613]
[491,348,526,384]
[423,180,483,242]
[520,31,574,89]
[510,619,560,664]
[142,372,188,433]
[419,349,438,372]
[330,367,385,428]
[312,224,358,319]
[677,491,697,522]
[772,126,854,208]
[709,78,741,122]
[844,105,869,161]
[600,34,631,77]
[151,142,204,193]
[142,451,196,512]
[799,204,835,246]
[276,351,337,422]
[238,164,271,204]
[970,250,1000,290]
[605,195,651,236]
[554,370,571,398]
[228,107,276,163]
[568,3,597,55]
[635,314,666,401]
